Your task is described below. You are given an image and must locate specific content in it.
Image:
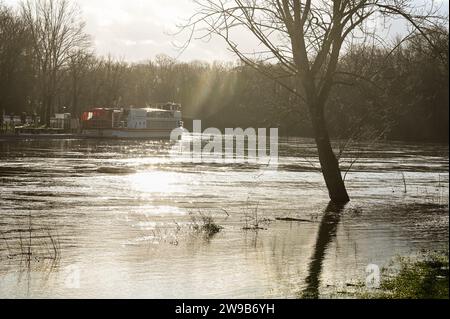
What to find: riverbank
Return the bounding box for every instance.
[0,133,86,140]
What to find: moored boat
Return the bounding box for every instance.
[81,103,183,139]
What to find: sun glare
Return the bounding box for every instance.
[128,171,178,194]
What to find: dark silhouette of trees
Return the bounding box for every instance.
[0,4,34,115]
[0,2,447,149]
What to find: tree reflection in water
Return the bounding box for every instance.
[303,202,347,298]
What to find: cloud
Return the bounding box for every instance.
[75,0,239,62]
[3,0,236,62]
[4,0,448,63]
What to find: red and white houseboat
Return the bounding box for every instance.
[81,103,183,139]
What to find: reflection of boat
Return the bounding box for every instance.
[81,103,183,139]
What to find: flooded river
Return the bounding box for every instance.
[0,137,448,298]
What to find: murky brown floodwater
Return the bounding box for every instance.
[0,137,448,298]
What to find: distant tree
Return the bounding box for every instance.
[21,0,90,125]
[67,49,92,117]
[99,56,128,107]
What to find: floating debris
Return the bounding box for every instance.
[275,217,315,223]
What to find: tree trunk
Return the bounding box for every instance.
[43,95,50,127]
[310,106,350,204]
[72,82,79,117]
[45,101,51,126]
[40,92,52,127]
[40,96,47,126]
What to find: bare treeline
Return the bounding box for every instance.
[0,1,448,144]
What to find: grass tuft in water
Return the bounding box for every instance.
[190,212,223,238]
[242,201,272,231]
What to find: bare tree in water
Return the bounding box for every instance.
[179,0,444,203]
[21,0,90,126]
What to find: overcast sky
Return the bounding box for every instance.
[3,0,449,63]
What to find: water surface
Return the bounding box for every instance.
[0,137,448,298]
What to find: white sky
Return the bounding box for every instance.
[3,0,449,63]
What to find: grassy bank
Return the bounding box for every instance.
[361,251,449,299]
